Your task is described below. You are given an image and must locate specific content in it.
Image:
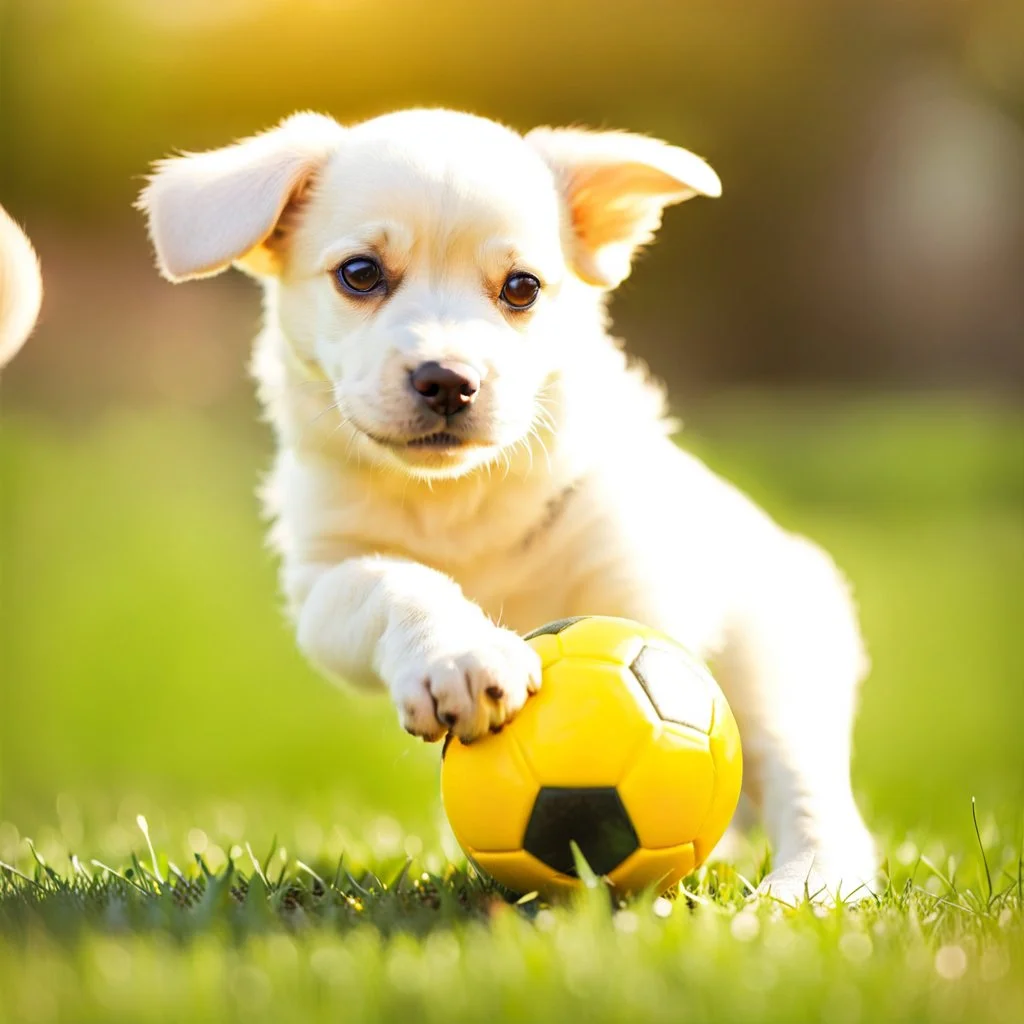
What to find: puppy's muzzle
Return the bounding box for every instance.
[410,360,480,417]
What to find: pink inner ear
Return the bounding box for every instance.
[566,162,692,251]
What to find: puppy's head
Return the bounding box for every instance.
[139,109,719,478]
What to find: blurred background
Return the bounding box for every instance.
[1,0,1022,869]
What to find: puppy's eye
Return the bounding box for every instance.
[335,257,383,295]
[500,272,541,310]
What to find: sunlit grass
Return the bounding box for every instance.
[1,813,1021,1024]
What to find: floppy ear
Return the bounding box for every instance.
[526,128,721,289]
[137,112,345,283]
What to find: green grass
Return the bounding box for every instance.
[1,819,1022,1023]
[1,393,1022,1021]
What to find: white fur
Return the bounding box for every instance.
[139,109,876,904]
[0,204,42,368]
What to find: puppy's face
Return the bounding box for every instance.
[279,114,571,477]
[140,109,720,478]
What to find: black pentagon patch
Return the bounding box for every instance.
[630,644,714,733]
[523,617,588,641]
[523,787,638,877]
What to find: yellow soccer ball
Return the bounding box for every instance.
[441,616,743,898]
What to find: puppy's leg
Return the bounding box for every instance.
[293,557,541,742]
[718,536,877,905]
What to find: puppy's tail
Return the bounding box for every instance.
[0,204,42,368]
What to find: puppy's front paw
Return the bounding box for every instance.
[391,627,542,743]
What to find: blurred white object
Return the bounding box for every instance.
[0,204,42,368]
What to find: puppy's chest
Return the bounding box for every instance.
[356,492,583,628]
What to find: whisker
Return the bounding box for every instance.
[308,401,344,429]
[528,423,552,475]
[521,434,535,475]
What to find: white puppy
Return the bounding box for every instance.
[0,204,42,368]
[139,109,876,903]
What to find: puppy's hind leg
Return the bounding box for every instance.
[716,536,877,905]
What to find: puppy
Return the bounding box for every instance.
[0,204,42,367]
[139,109,876,903]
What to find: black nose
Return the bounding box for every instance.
[410,361,481,417]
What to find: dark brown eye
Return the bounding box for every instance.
[336,257,383,295]
[500,272,540,310]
